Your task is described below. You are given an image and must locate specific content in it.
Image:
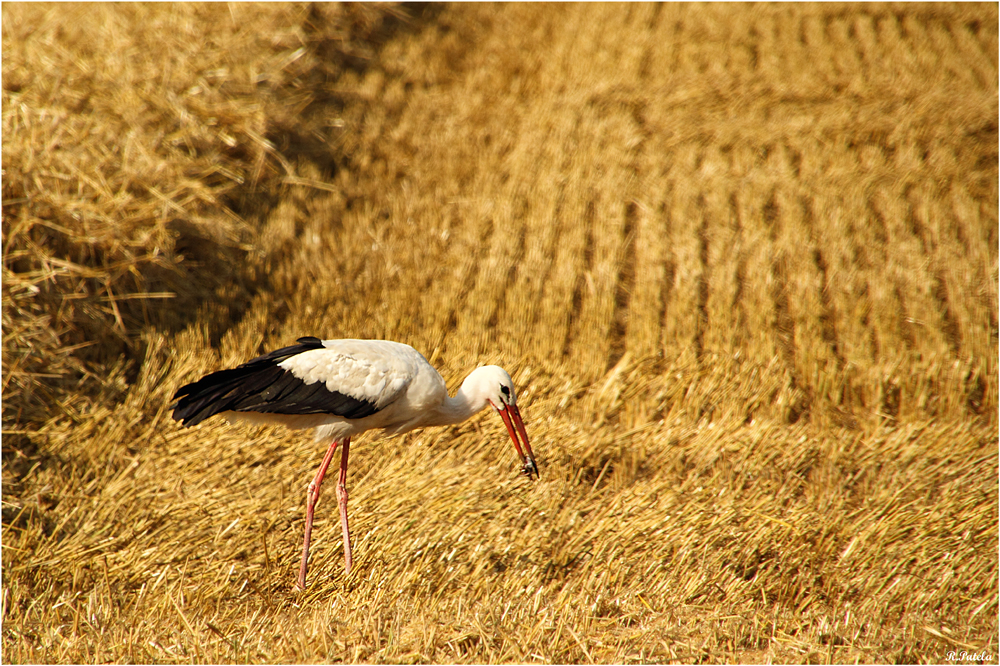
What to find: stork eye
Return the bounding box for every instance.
[500,385,510,398]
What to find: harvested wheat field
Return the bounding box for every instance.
[3,2,998,663]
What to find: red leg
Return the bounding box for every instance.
[336,437,353,575]
[297,438,340,590]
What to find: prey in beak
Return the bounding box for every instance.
[495,401,539,479]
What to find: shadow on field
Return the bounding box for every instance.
[2,3,442,431]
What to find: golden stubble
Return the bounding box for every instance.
[4,3,997,663]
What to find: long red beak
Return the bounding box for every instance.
[496,402,539,479]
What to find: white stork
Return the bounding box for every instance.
[171,336,538,589]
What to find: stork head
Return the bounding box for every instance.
[467,365,539,480]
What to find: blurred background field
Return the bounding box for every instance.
[3,3,997,663]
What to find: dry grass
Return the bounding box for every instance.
[3,3,997,663]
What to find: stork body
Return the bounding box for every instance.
[171,337,537,588]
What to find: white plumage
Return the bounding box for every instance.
[278,339,420,408]
[172,336,538,588]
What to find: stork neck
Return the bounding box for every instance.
[435,389,488,426]
[430,369,493,426]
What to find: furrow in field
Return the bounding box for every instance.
[917,187,996,421]
[568,180,628,379]
[695,170,737,362]
[448,196,528,361]
[800,13,835,86]
[749,8,781,79]
[797,199,855,425]
[861,192,912,365]
[544,11,637,378]
[603,9,656,369]
[626,195,669,363]
[776,179,850,423]
[940,191,997,379]
[852,13,896,88]
[544,189,590,367]
[874,13,920,83]
[484,195,530,346]
[932,271,962,355]
[925,18,981,90]
[692,197,710,368]
[507,12,592,367]
[727,192,750,359]
[732,183,782,375]
[408,170,499,362]
[799,196,846,368]
[825,15,866,90]
[634,5,692,369]
[616,143,661,365]
[559,191,597,368]
[520,144,577,361]
[804,181,876,416]
[510,164,567,360]
[606,201,636,372]
[901,185,969,359]
[948,185,999,351]
[761,185,815,424]
[952,12,999,86]
[655,197,677,366]
[657,146,705,369]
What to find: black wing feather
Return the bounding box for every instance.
[171,337,380,426]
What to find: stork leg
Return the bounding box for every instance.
[297,438,340,590]
[335,437,353,576]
